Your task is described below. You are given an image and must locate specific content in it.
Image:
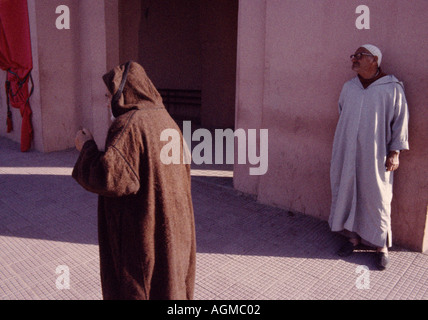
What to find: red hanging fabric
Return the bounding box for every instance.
[0,0,34,152]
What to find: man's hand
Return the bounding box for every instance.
[75,128,94,152]
[386,151,400,172]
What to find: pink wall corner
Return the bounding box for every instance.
[234,0,266,196]
[33,0,81,152]
[78,1,110,151]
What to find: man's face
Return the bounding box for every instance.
[351,47,377,74]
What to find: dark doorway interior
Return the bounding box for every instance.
[119,0,238,129]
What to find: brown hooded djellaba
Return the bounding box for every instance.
[72,61,196,300]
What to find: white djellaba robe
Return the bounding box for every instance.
[329,74,409,248]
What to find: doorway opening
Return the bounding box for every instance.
[119,0,238,129]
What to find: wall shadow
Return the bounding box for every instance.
[190,178,401,271]
[0,172,398,272]
[0,173,98,245]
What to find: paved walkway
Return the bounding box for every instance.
[0,136,427,300]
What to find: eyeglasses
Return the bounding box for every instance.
[350,53,374,60]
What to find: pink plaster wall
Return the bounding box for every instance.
[78,1,111,151]
[235,0,428,251]
[234,0,266,195]
[0,0,115,152]
[32,0,82,152]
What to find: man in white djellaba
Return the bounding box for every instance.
[329,44,409,270]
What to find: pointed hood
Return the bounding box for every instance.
[374,74,402,86]
[353,74,403,90]
[102,61,163,118]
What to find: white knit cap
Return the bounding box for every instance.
[361,44,382,66]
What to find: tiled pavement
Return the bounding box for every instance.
[0,136,427,300]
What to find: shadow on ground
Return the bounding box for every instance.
[1,136,388,271]
[191,178,393,271]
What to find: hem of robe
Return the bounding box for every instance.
[331,227,392,249]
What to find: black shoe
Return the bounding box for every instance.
[376,252,390,270]
[337,241,357,257]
